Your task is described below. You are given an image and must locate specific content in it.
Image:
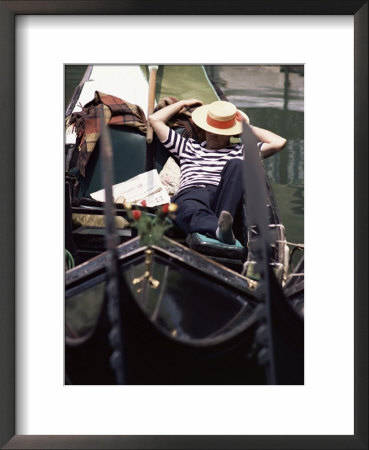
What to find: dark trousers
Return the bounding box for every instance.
[171,158,244,238]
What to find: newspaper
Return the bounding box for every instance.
[90,169,171,207]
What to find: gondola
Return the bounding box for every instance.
[65,65,304,385]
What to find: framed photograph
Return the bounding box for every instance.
[1,1,367,449]
[64,62,304,388]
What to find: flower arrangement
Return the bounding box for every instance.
[124,200,178,246]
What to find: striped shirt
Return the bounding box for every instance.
[162,129,261,194]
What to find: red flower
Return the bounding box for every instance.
[132,210,142,220]
[140,200,147,207]
[162,204,169,213]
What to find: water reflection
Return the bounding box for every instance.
[64,65,88,110]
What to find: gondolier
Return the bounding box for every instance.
[149,98,287,244]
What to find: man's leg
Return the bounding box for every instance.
[210,159,245,244]
[211,158,244,217]
[171,187,218,238]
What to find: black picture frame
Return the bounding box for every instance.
[0,1,367,449]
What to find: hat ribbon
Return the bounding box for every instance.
[206,110,245,129]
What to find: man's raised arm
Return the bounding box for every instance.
[251,125,287,158]
[149,98,202,142]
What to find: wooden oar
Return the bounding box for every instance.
[146,65,159,144]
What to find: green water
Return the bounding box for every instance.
[64,65,88,110]
[65,65,304,247]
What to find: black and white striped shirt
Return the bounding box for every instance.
[162,129,260,194]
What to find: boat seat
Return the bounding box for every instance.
[68,126,178,200]
[75,128,148,198]
[186,232,244,260]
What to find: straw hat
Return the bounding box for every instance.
[191,100,249,136]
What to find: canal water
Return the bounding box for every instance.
[65,65,304,252]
